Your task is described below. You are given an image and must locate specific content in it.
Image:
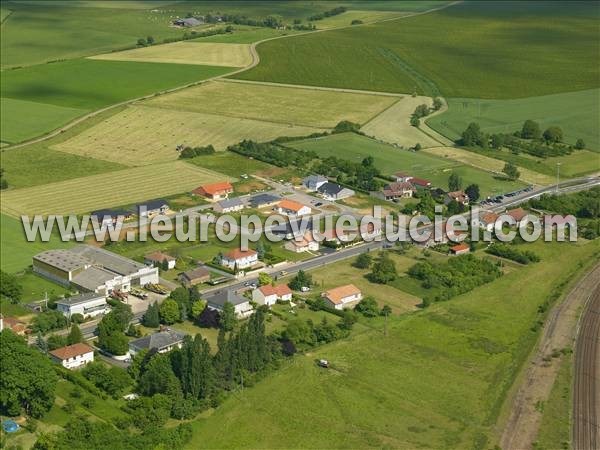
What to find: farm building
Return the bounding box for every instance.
[284,232,319,253]
[55,292,107,319]
[252,284,292,306]
[317,182,355,201]
[322,284,362,310]
[445,191,470,206]
[90,208,132,225]
[50,343,94,370]
[381,182,415,200]
[220,248,259,270]
[129,330,186,356]
[33,245,159,294]
[136,199,169,218]
[250,193,281,208]
[449,244,470,255]
[302,175,328,191]
[208,290,253,318]
[192,181,233,201]
[393,173,431,189]
[275,199,311,217]
[179,267,211,287]
[144,251,176,269]
[214,197,244,213]
[173,17,204,27]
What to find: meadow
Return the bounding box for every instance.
[0,161,232,217]
[312,10,407,29]
[234,1,600,99]
[144,80,397,128]
[90,42,252,68]
[54,105,322,165]
[188,239,600,448]
[426,89,600,151]
[288,133,527,196]
[192,26,301,44]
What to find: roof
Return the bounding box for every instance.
[410,177,432,187]
[394,172,410,178]
[208,290,249,309]
[223,248,257,260]
[69,245,145,276]
[91,208,131,219]
[447,190,469,202]
[2,317,23,329]
[56,292,106,307]
[175,17,202,26]
[145,251,175,263]
[181,267,210,281]
[72,266,117,291]
[384,182,415,194]
[258,284,292,297]
[317,182,349,196]
[50,343,94,360]
[136,199,168,212]
[450,244,470,252]
[507,208,528,221]
[323,284,361,304]
[194,181,233,196]
[278,199,308,213]
[250,193,281,207]
[216,197,243,209]
[481,212,499,225]
[129,330,185,351]
[33,250,91,273]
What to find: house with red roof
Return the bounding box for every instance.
[284,232,319,253]
[192,182,233,201]
[50,343,94,369]
[220,248,259,270]
[275,199,311,217]
[144,251,176,270]
[449,243,470,256]
[445,190,470,206]
[322,284,362,310]
[382,182,415,200]
[252,284,293,306]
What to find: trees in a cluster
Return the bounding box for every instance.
[159,299,180,325]
[355,297,379,317]
[369,252,397,284]
[288,270,312,291]
[0,270,22,303]
[142,302,160,328]
[465,184,480,202]
[31,310,68,334]
[448,172,463,191]
[353,253,372,269]
[97,302,132,356]
[503,162,520,180]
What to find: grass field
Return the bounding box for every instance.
[0,97,86,144]
[361,96,441,148]
[90,42,252,68]
[144,80,397,128]
[54,105,323,165]
[188,240,599,448]
[192,26,301,44]
[184,151,276,178]
[0,161,232,217]
[426,89,600,151]
[288,133,527,196]
[312,10,407,28]
[234,1,600,99]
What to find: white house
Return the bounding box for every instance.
[322,284,362,310]
[144,251,176,270]
[221,248,259,270]
[50,343,94,369]
[302,175,328,191]
[275,199,312,217]
[252,284,293,306]
[55,292,108,319]
[214,197,244,214]
[479,212,499,232]
[128,330,185,356]
[284,232,319,253]
[208,290,253,318]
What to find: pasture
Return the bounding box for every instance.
[234,1,600,99]
[187,240,600,449]
[0,97,86,144]
[90,42,252,68]
[426,89,600,151]
[313,10,407,28]
[0,161,232,217]
[361,96,443,148]
[144,80,397,128]
[54,105,322,165]
[192,25,300,44]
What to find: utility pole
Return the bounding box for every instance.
[44,291,48,310]
[556,162,561,193]
[384,311,388,337]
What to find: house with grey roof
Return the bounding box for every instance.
[317,182,355,201]
[135,199,169,218]
[250,193,281,208]
[56,292,107,319]
[173,17,203,27]
[208,290,253,318]
[128,330,186,356]
[302,175,328,191]
[214,197,244,214]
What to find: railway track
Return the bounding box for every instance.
[573,281,600,450]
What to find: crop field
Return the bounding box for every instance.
[426,89,600,151]
[90,42,253,67]
[0,97,86,144]
[234,1,600,99]
[0,161,232,217]
[192,26,302,44]
[144,80,397,128]
[361,96,443,148]
[53,105,322,165]
[313,10,407,28]
[188,239,600,449]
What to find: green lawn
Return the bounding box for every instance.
[192,26,303,44]
[17,271,72,303]
[427,89,600,152]
[234,1,600,99]
[186,151,275,178]
[187,239,600,448]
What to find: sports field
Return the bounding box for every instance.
[53,105,323,165]
[0,161,232,217]
[144,80,397,128]
[426,89,600,151]
[361,96,442,148]
[90,42,252,68]
[234,2,600,99]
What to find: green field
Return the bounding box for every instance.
[427,89,600,151]
[192,26,302,44]
[0,97,86,144]
[288,133,526,196]
[188,239,600,448]
[235,1,600,98]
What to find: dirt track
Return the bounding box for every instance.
[500,263,600,449]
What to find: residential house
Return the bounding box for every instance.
[50,343,94,369]
[0,316,27,336]
[220,248,259,270]
[275,199,311,217]
[445,191,469,206]
[179,267,211,287]
[302,175,328,191]
[394,172,412,183]
[250,193,281,209]
[284,232,319,253]
[382,182,415,200]
[449,243,470,255]
[144,251,176,270]
[208,290,253,318]
[410,177,432,189]
[136,199,169,218]
[56,292,107,319]
[507,208,529,225]
[214,197,244,214]
[252,284,293,306]
[192,181,233,201]
[128,330,185,356]
[90,208,132,226]
[173,17,203,27]
[322,284,362,310]
[480,212,499,232]
[317,182,355,201]
[360,221,382,240]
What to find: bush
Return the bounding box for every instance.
[485,243,540,264]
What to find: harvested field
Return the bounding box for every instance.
[0,161,232,217]
[361,96,443,148]
[53,105,322,165]
[89,42,253,68]
[143,80,397,128]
